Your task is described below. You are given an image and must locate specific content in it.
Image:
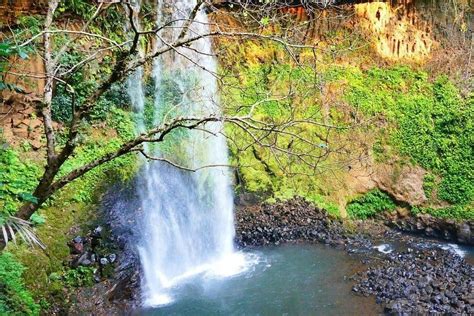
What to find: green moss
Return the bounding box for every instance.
[223,48,472,219]
[222,59,344,213]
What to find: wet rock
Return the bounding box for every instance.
[354,247,473,314]
[456,222,472,244]
[236,197,473,315]
[68,236,85,254]
[108,254,117,263]
[384,212,473,246]
[91,226,103,238]
[74,252,93,267]
[100,257,109,266]
[235,192,261,206]
[235,197,358,249]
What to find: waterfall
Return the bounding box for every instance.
[125,0,247,307]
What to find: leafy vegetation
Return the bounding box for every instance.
[0,149,40,219]
[423,173,436,200]
[346,190,397,219]
[62,266,95,288]
[412,205,474,220]
[220,40,472,219]
[0,252,39,315]
[0,41,31,93]
[330,66,473,211]
[8,107,137,312]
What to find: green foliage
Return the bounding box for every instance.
[29,213,46,226]
[55,131,136,204]
[107,107,136,141]
[52,80,129,123]
[0,41,30,93]
[57,0,95,18]
[51,41,128,123]
[9,108,137,312]
[397,78,473,204]
[0,149,40,217]
[423,173,436,200]
[347,190,397,219]
[335,66,473,207]
[412,205,474,220]
[90,83,130,121]
[57,1,126,42]
[0,253,39,315]
[223,43,471,220]
[62,267,95,288]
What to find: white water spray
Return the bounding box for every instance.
[125,1,249,307]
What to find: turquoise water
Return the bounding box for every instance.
[139,244,380,316]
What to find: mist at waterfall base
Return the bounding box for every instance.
[138,244,381,315]
[126,0,253,307]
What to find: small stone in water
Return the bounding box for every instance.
[100,257,109,265]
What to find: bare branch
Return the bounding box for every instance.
[136,149,234,172]
[42,0,60,164]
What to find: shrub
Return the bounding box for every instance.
[347,190,396,219]
[63,267,95,288]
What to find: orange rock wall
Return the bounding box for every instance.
[0,0,47,24]
[355,1,436,61]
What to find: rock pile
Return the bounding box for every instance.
[235,197,371,251]
[353,248,474,314]
[67,225,117,280]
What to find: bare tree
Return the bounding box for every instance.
[0,0,358,249]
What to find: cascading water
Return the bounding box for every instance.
[126,0,250,307]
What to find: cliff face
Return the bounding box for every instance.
[212,0,470,64]
[211,0,472,217]
[355,2,435,61]
[355,0,471,68]
[0,0,47,24]
[0,0,472,212]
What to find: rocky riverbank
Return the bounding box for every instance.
[383,210,473,245]
[353,247,473,314]
[235,197,372,251]
[235,197,474,315]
